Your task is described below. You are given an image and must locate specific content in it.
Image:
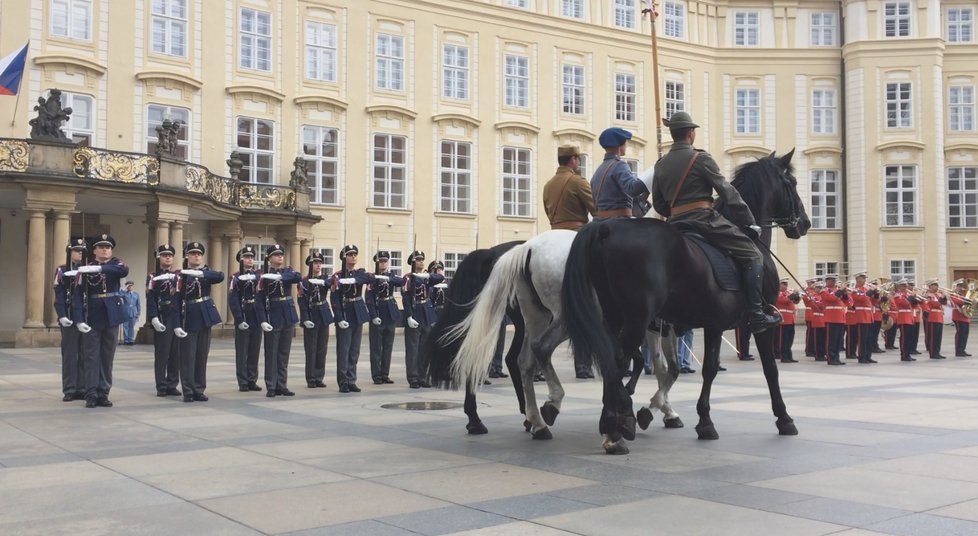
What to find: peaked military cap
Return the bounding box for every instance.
[926,278,939,286]
[896,279,909,286]
[340,244,359,257]
[427,260,444,273]
[557,145,580,158]
[66,237,88,253]
[90,233,116,248]
[236,246,256,262]
[779,277,789,284]
[663,111,699,130]
[814,280,826,288]
[824,273,839,280]
[184,241,205,255]
[305,252,325,266]
[853,271,868,278]
[408,250,425,264]
[907,279,916,285]
[598,127,632,149]
[156,243,176,256]
[954,279,966,286]
[266,244,285,256]
[373,250,391,263]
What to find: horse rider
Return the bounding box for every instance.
[591,127,650,219]
[147,244,182,397]
[543,145,595,230]
[649,111,781,333]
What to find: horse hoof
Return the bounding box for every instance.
[466,421,488,435]
[541,402,560,426]
[777,419,798,436]
[531,427,553,440]
[620,416,637,441]
[637,407,653,430]
[663,416,684,429]
[603,440,629,455]
[696,424,719,440]
[523,420,532,432]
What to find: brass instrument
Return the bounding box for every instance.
[957,280,977,318]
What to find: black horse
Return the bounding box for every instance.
[424,241,528,434]
[562,149,811,454]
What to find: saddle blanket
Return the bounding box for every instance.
[682,233,741,292]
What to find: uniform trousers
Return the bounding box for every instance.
[81,327,118,399]
[490,322,507,374]
[153,327,180,391]
[775,324,795,361]
[898,324,913,360]
[804,321,814,356]
[61,326,84,397]
[856,323,872,360]
[870,321,883,350]
[264,327,293,392]
[404,323,432,383]
[234,325,262,388]
[955,321,970,355]
[926,322,944,357]
[909,321,921,352]
[180,328,211,396]
[923,313,932,350]
[335,322,363,387]
[303,324,329,384]
[735,325,752,358]
[825,322,845,363]
[369,322,396,380]
[885,323,898,348]
[846,325,858,358]
[813,327,827,360]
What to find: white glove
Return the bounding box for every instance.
[260,322,274,332]
[63,270,78,277]
[238,321,249,330]
[303,320,315,329]
[639,165,656,193]
[434,283,448,289]
[181,269,204,278]
[337,320,350,329]
[374,275,389,281]
[77,322,92,333]
[153,273,176,282]
[261,273,282,281]
[371,317,382,326]
[237,273,256,281]
[173,327,188,338]
[151,317,166,332]
[77,265,101,274]
[407,317,419,329]
[307,278,325,286]
[58,317,73,327]
[339,278,356,285]
[413,272,430,280]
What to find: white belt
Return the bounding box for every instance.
[856,307,873,311]
[778,309,793,314]
[826,306,845,310]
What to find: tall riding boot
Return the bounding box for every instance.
[743,259,781,333]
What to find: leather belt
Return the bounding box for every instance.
[344,297,361,303]
[595,208,632,218]
[270,297,290,302]
[551,220,585,230]
[159,300,172,306]
[187,296,212,304]
[242,299,255,304]
[378,297,394,301]
[90,292,120,298]
[310,300,328,306]
[670,200,712,217]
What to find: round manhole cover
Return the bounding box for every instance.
[381,401,464,411]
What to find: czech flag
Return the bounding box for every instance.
[0,43,29,96]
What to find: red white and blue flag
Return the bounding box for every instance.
[0,43,29,96]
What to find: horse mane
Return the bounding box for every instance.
[730,154,792,208]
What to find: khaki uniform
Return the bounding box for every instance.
[543,165,594,231]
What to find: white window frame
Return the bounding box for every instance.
[889,259,916,282]
[885,82,913,128]
[443,252,467,282]
[502,147,531,217]
[812,89,837,134]
[239,8,271,72]
[562,64,585,115]
[50,0,91,41]
[664,2,685,39]
[665,81,685,120]
[388,251,404,276]
[883,2,912,38]
[735,88,760,134]
[614,0,636,29]
[562,0,584,19]
[506,0,529,8]
[151,0,187,57]
[236,117,275,184]
[948,166,978,228]
[948,8,975,43]
[305,21,337,82]
[949,86,975,132]
[442,44,469,100]
[810,169,840,229]
[504,54,529,108]
[439,140,472,213]
[733,11,759,46]
[301,125,339,205]
[376,33,404,91]
[615,73,636,122]
[56,91,94,145]
[578,154,589,179]
[624,159,639,173]
[884,165,918,226]
[815,261,841,278]
[810,12,836,46]
[372,134,407,209]
[146,104,190,159]
[246,243,276,266]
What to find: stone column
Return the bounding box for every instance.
[24,209,48,328]
[47,211,72,327]
[155,220,171,247]
[289,239,302,272]
[171,221,185,267]
[208,232,226,323]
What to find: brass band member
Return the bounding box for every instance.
[923,279,948,360]
[951,279,973,356]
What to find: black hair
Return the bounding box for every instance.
[670,127,694,142]
[557,154,574,166]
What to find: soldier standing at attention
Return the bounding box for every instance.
[924,279,948,359]
[366,251,403,385]
[591,128,649,219]
[891,279,916,362]
[819,274,851,365]
[543,145,595,230]
[402,250,444,388]
[147,244,182,397]
[951,279,973,356]
[176,241,224,402]
[774,278,800,363]
[256,244,301,397]
[428,260,448,324]
[73,234,129,408]
[851,272,877,363]
[330,245,375,393]
[54,238,87,401]
[299,252,332,389]
[228,246,263,392]
[803,278,817,357]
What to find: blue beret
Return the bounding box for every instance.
[598,127,632,148]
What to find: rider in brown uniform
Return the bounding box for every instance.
[543,145,595,231]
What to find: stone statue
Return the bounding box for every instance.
[289,157,308,189]
[155,118,183,157]
[226,151,243,180]
[28,89,73,143]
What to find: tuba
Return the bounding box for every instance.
[963,281,977,318]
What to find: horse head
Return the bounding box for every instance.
[731,148,811,240]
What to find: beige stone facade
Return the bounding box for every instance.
[1,0,977,344]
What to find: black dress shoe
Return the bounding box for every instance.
[192,393,207,402]
[495,371,508,378]
[533,373,546,382]
[576,372,590,379]
[419,380,432,388]
[383,377,394,384]
[315,381,327,388]
[339,384,350,393]
[239,386,251,392]
[97,397,113,407]
[739,356,755,361]
[901,356,917,361]
[348,384,361,392]
[717,365,727,372]
[184,395,195,402]
[482,379,491,385]
[265,391,276,398]
[166,388,181,396]
[63,393,76,402]
[956,353,969,357]
[487,371,501,379]
[644,367,652,375]
[409,382,420,389]
[827,360,845,365]
[277,389,295,396]
[965,352,973,357]
[910,350,922,355]
[372,378,384,385]
[85,397,97,408]
[937,355,948,359]
[681,367,696,374]
[781,358,798,363]
[248,383,263,392]
[586,371,595,378]
[814,357,827,362]
[885,346,897,350]
[156,390,168,397]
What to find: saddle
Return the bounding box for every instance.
[680,232,741,292]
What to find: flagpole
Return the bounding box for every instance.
[10,89,23,127]
[642,2,663,159]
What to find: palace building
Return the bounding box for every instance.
[0,0,976,345]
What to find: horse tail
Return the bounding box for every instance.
[448,243,529,388]
[561,223,617,379]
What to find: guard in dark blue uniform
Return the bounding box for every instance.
[428,260,447,324]
[402,250,444,388]
[72,234,129,408]
[330,244,375,393]
[54,238,87,401]
[366,250,404,384]
[228,246,263,392]
[256,244,301,397]
[176,241,224,402]
[146,244,182,397]
[299,251,333,388]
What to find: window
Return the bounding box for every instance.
[57,91,94,145]
[624,159,639,173]
[664,2,685,38]
[884,165,917,226]
[562,0,584,19]
[504,55,529,108]
[440,140,472,213]
[151,0,187,57]
[388,251,403,276]
[812,89,837,134]
[665,81,685,120]
[734,11,759,46]
[611,73,635,122]
[245,243,276,265]
[883,2,911,37]
[506,0,529,7]
[948,167,978,228]
[950,86,975,131]
[889,259,915,282]
[562,64,585,115]
[502,147,531,216]
[810,170,840,229]
[443,252,467,282]
[146,104,190,159]
[376,34,404,91]
[301,126,339,205]
[948,8,974,43]
[240,8,271,71]
[372,134,407,208]
[735,88,760,134]
[810,12,835,46]
[614,0,635,29]
[309,247,334,275]
[443,44,469,100]
[236,117,274,184]
[885,82,912,128]
[306,21,337,82]
[51,0,91,40]
[579,154,589,179]
[815,261,840,278]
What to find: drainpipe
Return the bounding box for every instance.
[838,1,850,273]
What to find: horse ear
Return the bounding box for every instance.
[768,150,776,159]
[779,148,796,167]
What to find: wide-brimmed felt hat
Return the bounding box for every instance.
[663,111,699,130]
